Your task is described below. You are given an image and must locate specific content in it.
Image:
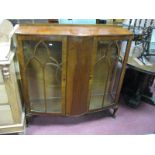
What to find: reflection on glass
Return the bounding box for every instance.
[23,40,62,113]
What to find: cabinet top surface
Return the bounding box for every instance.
[15,24,133,37]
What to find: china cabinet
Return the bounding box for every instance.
[0,44,25,134]
[15,24,133,120]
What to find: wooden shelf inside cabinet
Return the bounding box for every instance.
[15,24,133,119]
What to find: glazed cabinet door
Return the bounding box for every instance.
[17,36,67,115]
[89,39,122,111]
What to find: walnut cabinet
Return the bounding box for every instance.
[15,24,133,118]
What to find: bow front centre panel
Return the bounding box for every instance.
[15,24,133,119]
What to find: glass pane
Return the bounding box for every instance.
[45,41,62,113]
[110,61,122,100]
[45,65,62,113]
[23,40,34,64]
[103,42,120,106]
[89,41,120,110]
[23,40,62,113]
[26,58,45,112]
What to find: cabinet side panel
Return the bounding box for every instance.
[66,37,93,115]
